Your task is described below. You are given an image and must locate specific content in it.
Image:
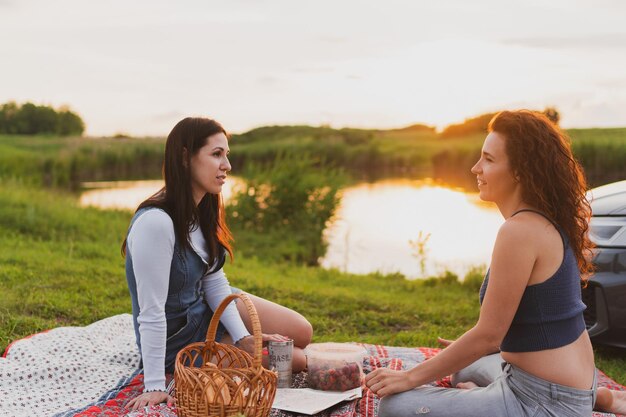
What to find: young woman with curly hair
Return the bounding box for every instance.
[366,110,625,416]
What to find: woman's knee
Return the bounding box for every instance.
[452,354,503,387]
[291,317,313,347]
[377,396,394,417]
[379,395,414,417]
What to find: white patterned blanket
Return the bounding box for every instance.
[0,314,141,416]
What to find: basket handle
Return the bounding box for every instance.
[205,293,263,368]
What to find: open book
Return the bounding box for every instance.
[272,387,362,415]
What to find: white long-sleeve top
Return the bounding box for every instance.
[127,209,250,392]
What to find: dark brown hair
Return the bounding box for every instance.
[488,110,594,277]
[122,117,233,264]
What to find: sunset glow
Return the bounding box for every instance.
[319,180,503,278]
[1,1,625,136]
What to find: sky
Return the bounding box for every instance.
[1,0,626,136]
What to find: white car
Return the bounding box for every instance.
[584,180,626,348]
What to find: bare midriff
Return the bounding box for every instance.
[502,331,595,390]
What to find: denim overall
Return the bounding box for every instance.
[125,207,227,372]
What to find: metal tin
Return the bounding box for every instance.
[268,340,293,388]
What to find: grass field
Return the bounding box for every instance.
[0,180,624,385]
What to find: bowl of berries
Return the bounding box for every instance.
[304,343,368,391]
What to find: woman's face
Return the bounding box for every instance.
[189,132,231,203]
[471,131,518,203]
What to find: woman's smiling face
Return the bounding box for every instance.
[471,131,519,204]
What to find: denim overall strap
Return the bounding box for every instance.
[125,207,227,373]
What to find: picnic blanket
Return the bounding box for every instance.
[1,315,623,417]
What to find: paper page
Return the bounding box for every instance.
[272,387,362,415]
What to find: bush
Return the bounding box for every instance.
[462,265,487,292]
[228,153,346,265]
[422,271,459,287]
[440,113,497,138]
[440,107,560,138]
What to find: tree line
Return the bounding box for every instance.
[0,101,85,135]
[0,101,561,140]
[440,107,560,138]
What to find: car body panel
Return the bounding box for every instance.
[584,180,626,348]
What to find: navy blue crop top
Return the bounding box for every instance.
[478,209,587,352]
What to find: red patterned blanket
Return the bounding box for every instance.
[1,316,623,417]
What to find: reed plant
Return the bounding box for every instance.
[0,135,164,188]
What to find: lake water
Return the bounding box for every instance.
[80,179,241,210]
[80,178,503,279]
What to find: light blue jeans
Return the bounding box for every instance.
[379,355,596,417]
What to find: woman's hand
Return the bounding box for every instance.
[437,337,455,347]
[365,337,454,398]
[261,333,291,343]
[235,333,290,356]
[365,368,416,397]
[124,390,175,411]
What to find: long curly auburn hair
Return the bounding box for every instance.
[488,110,594,277]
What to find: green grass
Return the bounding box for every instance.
[0,181,131,340]
[0,180,624,385]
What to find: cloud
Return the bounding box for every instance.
[502,33,626,49]
[257,75,282,85]
[317,36,348,44]
[291,67,335,74]
[150,110,185,122]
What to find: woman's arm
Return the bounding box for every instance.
[366,218,537,396]
[201,269,250,343]
[127,209,175,393]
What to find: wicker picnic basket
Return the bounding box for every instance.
[174,293,277,417]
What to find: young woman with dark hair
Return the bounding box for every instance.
[122,117,312,410]
[366,110,626,415]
